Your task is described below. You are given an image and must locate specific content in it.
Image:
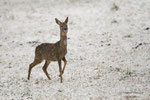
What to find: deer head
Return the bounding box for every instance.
[55,17,68,36]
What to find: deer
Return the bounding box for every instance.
[27,17,69,83]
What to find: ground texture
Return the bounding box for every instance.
[0,0,150,99]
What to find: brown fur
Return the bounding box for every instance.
[28,17,69,83]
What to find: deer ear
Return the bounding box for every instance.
[55,18,61,25]
[65,17,68,23]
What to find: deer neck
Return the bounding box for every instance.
[60,32,67,46]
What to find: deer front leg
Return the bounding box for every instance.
[59,57,67,77]
[62,57,67,75]
[58,60,63,83]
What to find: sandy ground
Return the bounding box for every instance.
[0,0,150,99]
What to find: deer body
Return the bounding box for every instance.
[28,17,68,83]
[35,35,67,61]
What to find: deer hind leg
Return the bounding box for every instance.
[42,60,51,80]
[62,57,67,75]
[58,60,63,83]
[28,58,43,80]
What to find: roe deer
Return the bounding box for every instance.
[28,17,69,83]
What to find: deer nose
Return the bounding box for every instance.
[64,28,67,30]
